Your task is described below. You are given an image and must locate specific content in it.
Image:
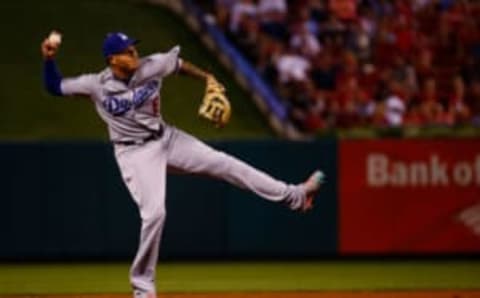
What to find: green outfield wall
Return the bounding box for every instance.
[0,139,337,260]
[3,138,478,260]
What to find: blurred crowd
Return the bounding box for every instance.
[200,0,480,132]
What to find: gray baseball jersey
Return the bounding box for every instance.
[61,46,181,142]
[57,45,308,298]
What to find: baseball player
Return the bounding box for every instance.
[41,31,324,298]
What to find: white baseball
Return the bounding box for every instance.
[48,31,62,46]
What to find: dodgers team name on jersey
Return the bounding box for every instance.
[103,80,159,116]
[60,46,181,141]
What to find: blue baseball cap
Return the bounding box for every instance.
[102,32,139,58]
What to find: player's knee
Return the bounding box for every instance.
[142,207,166,225]
[208,151,234,173]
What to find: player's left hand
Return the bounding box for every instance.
[198,75,231,128]
[206,75,225,93]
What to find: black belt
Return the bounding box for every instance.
[113,126,164,146]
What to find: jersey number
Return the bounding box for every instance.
[152,96,159,116]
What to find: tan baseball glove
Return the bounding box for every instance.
[198,75,231,127]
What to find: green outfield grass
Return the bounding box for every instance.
[0,261,479,294]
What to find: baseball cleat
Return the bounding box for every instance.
[283,170,325,211]
[302,170,325,212]
[134,290,156,298]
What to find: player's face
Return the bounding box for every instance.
[110,45,140,73]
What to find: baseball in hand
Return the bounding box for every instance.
[47,31,62,46]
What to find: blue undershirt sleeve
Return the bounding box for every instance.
[43,59,63,96]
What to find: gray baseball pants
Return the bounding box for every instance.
[114,125,306,296]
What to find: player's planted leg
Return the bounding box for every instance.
[115,141,168,297]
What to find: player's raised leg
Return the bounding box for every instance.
[115,141,168,297]
[166,128,324,211]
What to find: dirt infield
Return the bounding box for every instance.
[4,292,480,298]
